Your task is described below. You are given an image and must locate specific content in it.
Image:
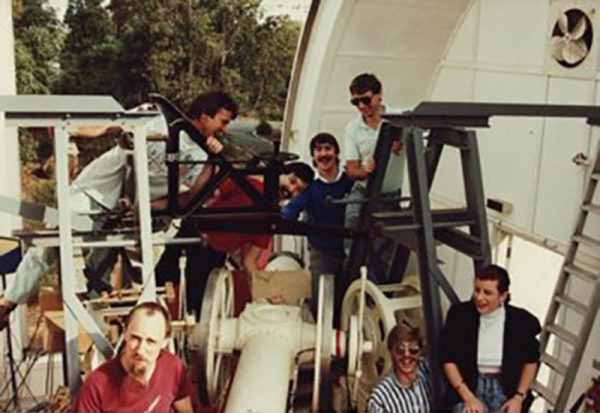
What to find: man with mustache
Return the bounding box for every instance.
[282,133,352,323]
[204,161,315,277]
[74,302,194,412]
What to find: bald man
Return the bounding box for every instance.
[74,302,193,412]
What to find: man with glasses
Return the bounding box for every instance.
[367,324,433,413]
[344,73,405,282]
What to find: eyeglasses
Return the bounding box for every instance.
[392,345,421,356]
[350,96,372,106]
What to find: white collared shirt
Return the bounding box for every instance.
[72,116,207,211]
[315,167,344,184]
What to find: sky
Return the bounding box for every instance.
[47,0,311,22]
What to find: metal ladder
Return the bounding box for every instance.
[532,146,600,412]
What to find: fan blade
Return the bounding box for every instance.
[571,16,588,39]
[558,12,569,35]
[563,38,589,64]
[550,36,566,61]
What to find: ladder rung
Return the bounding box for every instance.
[564,264,599,283]
[582,203,600,215]
[546,323,578,346]
[591,172,600,181]
[532,381,558,405]
[555,293,588,315]
[573,234,600,248]
[540,352,568,376]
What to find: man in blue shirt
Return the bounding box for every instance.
[282,133,353,323]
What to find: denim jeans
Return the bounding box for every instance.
[453,375,508,413]
[344,184,400,284]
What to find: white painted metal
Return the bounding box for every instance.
[224,334,294,413]
[0,96,161,392]
[340,276,422,410]
[192,266,364,410]
[286,1,600,405]
[131,124,157,302]
[312,274,325,411]
[0,3,19,236]
[311,274,335,411]
[0,0,21,391]
[285,0,471,161]
[430,1,600,250]
[54,127,113,391]
[194,267,236,404]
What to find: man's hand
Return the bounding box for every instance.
[501,395,523,413]
[363,159,376,174]
[462,394,486,413]
[392,139,403,155]
[116,197,134,214]
[206,136,223,154]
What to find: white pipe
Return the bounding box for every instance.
[225,334,293,413]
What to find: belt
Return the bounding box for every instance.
[479,372,502,378]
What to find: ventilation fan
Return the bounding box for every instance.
[550,8,593,68]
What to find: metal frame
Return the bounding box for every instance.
[1,95,159,391]
[344,101,600,407]
[1,94,358,394]
[150,94,357,240]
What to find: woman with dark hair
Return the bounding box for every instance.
[440,264,541,412]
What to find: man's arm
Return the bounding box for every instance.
[73,377,102,413]
[281,190,309,220]
[151,137,223,209]
[242,244,263,275]
[70,125,124,138]
[172,396,193,413]
[346,159,375,180]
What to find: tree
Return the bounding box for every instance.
[55,0,300,118]
[12,0,63,94]
[12,0,64,170]
[57,0,122,96]
[233,16,300,118]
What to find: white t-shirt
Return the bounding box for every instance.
[344,112,405,193]
[71,116,208,211]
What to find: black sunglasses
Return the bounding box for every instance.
[393,345,421,356]
[350,96,372,106]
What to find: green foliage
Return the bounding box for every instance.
[12,0,64,94]
[56,0,300,118]
[57,0,122,96]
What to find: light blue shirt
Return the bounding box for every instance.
[344,111,405,193]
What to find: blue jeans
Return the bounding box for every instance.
[344,184,400,283]
[453,375,508,413]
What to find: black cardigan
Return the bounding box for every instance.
[440,300,541,411]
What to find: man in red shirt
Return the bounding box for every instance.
[74,302,193,413]
[205,161,314,275]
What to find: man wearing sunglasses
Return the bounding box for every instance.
[367,324,433,413]
[344,73,406,282]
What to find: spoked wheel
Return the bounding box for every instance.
[341,279,396,395]
[311,274,334,412]
[191,267,235,406]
